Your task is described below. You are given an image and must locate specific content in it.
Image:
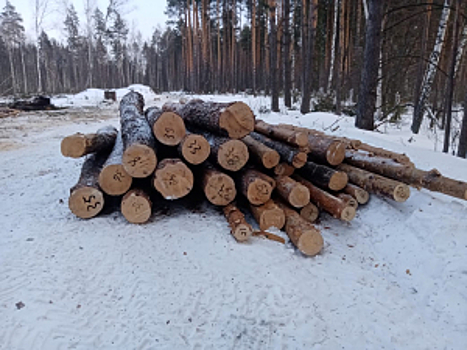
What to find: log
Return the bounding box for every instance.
[274,162,295,177]
[337,164,411,202]
[153,158,194,200]
[254,119,309,148]
[202,131,249,171]
[61,125,118,158]
[239,169,276,205]
[223,204,253,242]
[354,143,413,166]
[342,183,370,204]
[9,95,55,111]
[275,176,310,208]
[146,106,186,146]
[275,201,324,256]
[249,131,307,168]
[164,100,255,139]
[294,175,356,221]
[202,167,237,206]
[69,152,109,219]
[250,199,286,230]
[98,133,133,196]
[178,132,211,165]
[304,134,346,166]
[300,202,320,223]
[337,193,358,209]
[241,135,280,169]
[121,188,152,224]
[298,161,348,191]
[253,231,286,244]
[344,150,467,200]
[120,92,157,178]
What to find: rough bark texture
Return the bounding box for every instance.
[255,120,308,148]
[121,188,152,224]
[337,193,358,209]
[304,134,346,166]
[352,144,413,166]
[178,132,211,165]
[239,169,276,205]
[274,163,295,177]
[300,202,320,223]
[298,161,348,191]
[61,125,118,158]
[241,135,280,169]
[250,199,286,230]
[269,0,279,112]
[202,166,237,206]
[199,131,249,171]
[275,176,310,208]
[458,88,467,158]
[145,106,187,146]
[153,158,194,200]
[223,204,253,242]
[342,183,370,204]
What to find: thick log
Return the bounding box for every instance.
[202,167,237,206]
[146,106,186,146]
[250,199,286,230]
[201,131,249,171]
[61,125,117,158]
[120,92,157,178]
[241,135,280,169]
[153,158,194,200]
[69,152,109,219]
[337,164,411,202]
[298,161,348,191]
[275,201,324,256]
[98,133,133,196]
[294,175,356,221]
[342,183,370,204]
[164,100,255,139]
[239,169,276,205]
[344,150,466,200]
[178,132,211,165]
[121,188,152,224]
[305,134,346,166]
[254,119,309,148]
[249,131,307,168]
[275,176,310,208]
[274,162,295,177]
[223,204,253,242]
[300,202,320,223]
[337,193,358,210]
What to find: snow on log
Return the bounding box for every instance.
[250,199,286,231]
[238,169,276,205]
[153,158,194,200]
[298,161,348,191]
[223,204,253,242]
[241,135,280,169]
[121,188,152,224]
[145,106,186,146]
[178,132,211,165]
[275,176,310,208]
[202,166,237,206]
[61,125,117,158]
[254,119,309,148]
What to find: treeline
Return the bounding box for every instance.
[0,0,466,156]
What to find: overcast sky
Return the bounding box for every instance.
[10,0,169,41]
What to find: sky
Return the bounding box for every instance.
[9,0,169,41]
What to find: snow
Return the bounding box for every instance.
[1,87,467,349]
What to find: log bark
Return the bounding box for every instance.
[241,135,280,169]
[352,144,413,166]
[337,164,411,202]
[202,166,237,206]
[223,203,253,242]
[120,92,157,178]
[304,134,346,166]
[98,132,133,196]
[178,132,211,165]
[121,188,152,224]
[69,151,109,219]
[275,200,324,256]
[342,183,369,204]
[249,131,307,168]
[274,162,295,177]
[253,231,286,244]
[153,158,194,200]
[61,125,118,158]
[254,119,309,148]
[294,175,356,221]
[300,202,320,223]
[275,176,310,208]
[250,199,286,230]
[298,161,348,191]
[201,131,249,171]
[239,169,276,205]
[146,106,186,146]
[336,193,358,209]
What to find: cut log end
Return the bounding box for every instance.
[122,144,157,178]
[153,159,194,200]
[153,111,186,146]
[251,201,286,231]
[121,189,152,224]
[394,184,411,202]
[344,184,370,204]
[288,184,310,208]
[262,149,281,169]
[294,132,310,148]
[69,187,105,219]
[326,141,346,166]
[340,206,357,222]
[329,171,348,191]
[61,134,87,158]
[300,202,319,222]
[204,172,237,206]
[247,178,274,205]
[217,140,249,171]
[292,152,308,168]
[219,102,255,138]
[180,134,211,165]
[232,224,253,242]
[98,164,132,196]
[223,204,253,242]
[298,230,324,257]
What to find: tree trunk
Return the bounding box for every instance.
[121,188,152,224]
[223,204,253,242]
[146,107,187,146]
[178,132,211,165]
[457,88,467,158]
[270,0,279,112]
[153,158,194,200]
[254,120,309,147]
[250,199,285,230]
[241,135,280,169]
[283,0,291,107]
[202,166,237,206]
[303,134,346,166]
[239,169,276,205]
[275,175,310,208]
[300,0,317,114]
[61,126,118,158]
[298,161,348,191]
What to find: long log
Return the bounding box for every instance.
[61,125,117,158]
[249,131,307,168]
[337,164,411,202]
[353,144,413,166]
[241,135,280,169]
[298,161,348,191]
[294,175,356,221]
[300,202,320,223]
[69,151,109,219]
[153,158,194,200]
[98,133,133,196]
[274,162,295,177]
[146,106,186,146]
[202,166,237,206]
[304,134,346,166]
[342,183,370,204]
[275,201,324,257]
[239,169,276,205]
[344,149,467,200]
[223,204,253,242]
[336,193,358,209]
[120,92,157,178]
[254,119,309,148]
[121,188,152,224]
[275,176,310,208]
[178,132,211,165]
[201,131,249,171]
[250,199,286,230]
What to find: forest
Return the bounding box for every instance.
[0,0,467,157]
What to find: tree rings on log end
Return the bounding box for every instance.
[69,187,104,219]
[61,134,87,158]
[394,184,411,202]
[292,152,307,168]
[293,132,310,148]
[121,189,152,224]
[180,134,211,165]
[262,149,280,169]
[326,141,346,166]
[153,159,194,200]
[153,111,186,146]
[122,144,157,178]
[217,140,249,171]
[98,164,132,196]
[247,178,274,205]
[340,206,357,222]
[328,171,348,191]
[251,201,286,231]
[219,102,255,139]
[204,172,237,206]
[288,184,310,208]
[300,203,319,222]
[232,223,252,242]
[297,230,324,257]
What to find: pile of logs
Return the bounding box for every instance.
[62,92,467,257]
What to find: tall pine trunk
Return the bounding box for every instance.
[283,0,291,107]
[270,0,279,111]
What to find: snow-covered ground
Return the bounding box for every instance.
[1,85,466,349]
